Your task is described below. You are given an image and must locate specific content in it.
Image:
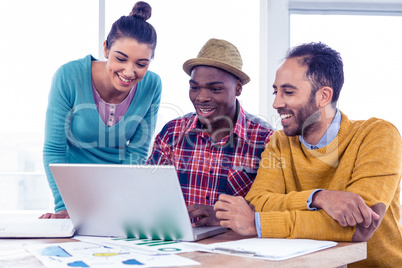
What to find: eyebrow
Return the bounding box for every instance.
[189,80,225,86]
[114,51,150,61]
[272,83,298,89]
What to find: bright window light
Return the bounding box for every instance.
[290,14,402,133]
[0,0,97,210]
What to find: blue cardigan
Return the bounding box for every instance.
[43,55,162,212]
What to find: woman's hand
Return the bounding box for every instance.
[38,209,70,219]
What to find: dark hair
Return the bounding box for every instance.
[286,42,344,104]
[105,1,157,58]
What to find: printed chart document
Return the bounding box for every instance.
[202,238,337,261]
[0,219,75,238]
[24,241,200,268]
[76,235,200,255]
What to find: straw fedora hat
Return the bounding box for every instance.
[183,38,250,85]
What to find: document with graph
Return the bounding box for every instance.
[24,241,199,268]
[75,235,201,254]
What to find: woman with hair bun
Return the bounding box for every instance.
[41,1,161,219]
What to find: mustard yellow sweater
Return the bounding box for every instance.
[246,112,402,267]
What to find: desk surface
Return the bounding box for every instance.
[0,230,366,268]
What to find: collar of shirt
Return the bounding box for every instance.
[185,100,248,142]
[299,109,341,150]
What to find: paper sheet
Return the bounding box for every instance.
[202,238,337,261]
[24,241,199,267]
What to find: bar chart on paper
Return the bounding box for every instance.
[76,236,200,254]
[111,238,185,253]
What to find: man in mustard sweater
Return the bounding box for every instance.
[214,42,402,267]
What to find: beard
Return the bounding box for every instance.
[279,92,321,137]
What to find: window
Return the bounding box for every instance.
[290,14,402,133]
[0,0,98,210]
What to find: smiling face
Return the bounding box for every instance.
[104,38,153,93]
[273,58,320,137]
[189,66,242,138]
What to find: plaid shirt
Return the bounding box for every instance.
[147,103,274,206]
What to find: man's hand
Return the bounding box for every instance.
[214,194,257,236]
[187,204,220,227]
[38,210,70,219]
[312,190,379,228]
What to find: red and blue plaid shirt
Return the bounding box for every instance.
[147,103,274,206]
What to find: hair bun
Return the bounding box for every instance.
[129,1,152,21]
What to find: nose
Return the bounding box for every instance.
[123,64,136,78]
[272,92,285,110]
[196,88,212,102]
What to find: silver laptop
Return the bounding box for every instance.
[49,164,226,241]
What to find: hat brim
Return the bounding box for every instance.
[183,58,250,85]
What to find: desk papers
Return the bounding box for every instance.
[24,241,199,268]
[202,238,337,261]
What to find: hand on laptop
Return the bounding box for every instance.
[38,209,70,219]
[214,194,257,236]
[188,204,220,227]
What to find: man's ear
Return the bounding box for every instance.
[235,80,243,97]
[317,86,333,108]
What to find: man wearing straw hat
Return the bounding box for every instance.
[147,38,274,227]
